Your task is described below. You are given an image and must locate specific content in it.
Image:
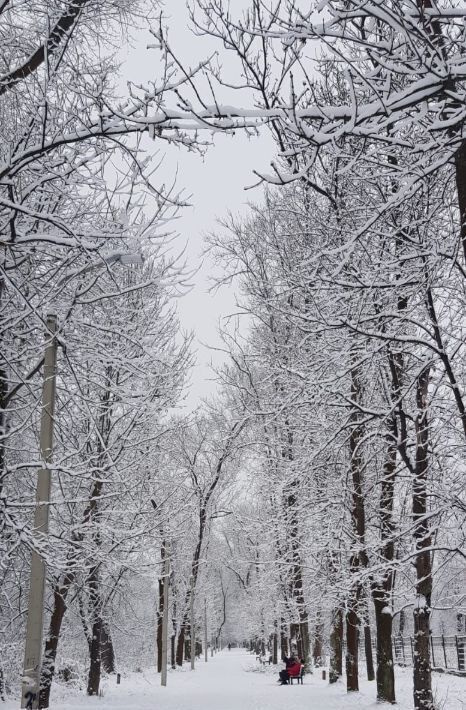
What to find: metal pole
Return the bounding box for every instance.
[204,598,208,662]
[161,542,170,686]
[21,315,58,709]
[190,576,195,670]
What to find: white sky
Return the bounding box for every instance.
[122,1,275,408]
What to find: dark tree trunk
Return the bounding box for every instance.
[87,616,103,696]
[171,633,176,669]
[171,591,177,669]
[39,577,73,708]
[280,623,288,659]
[272,628,278,664]
[174,511,208,665]
[176,588,189,666]
[371,414,397,703]
[455,139,466,266]
[282,421,311,667]
[346,595,360,692]
[346,364,368,692]
[299,621,310,665]
[329,606,343,683]
[156,576,163,672]
[363,621,375,682]
[412,368,434,710]
[289,622,298,656]
[156,541,166,672]
[313,615,324,667]
[399,608,406,635]
[373,594,395,703]
[100,623,116,674]
[286,512,310,666]
[87,569,103,696]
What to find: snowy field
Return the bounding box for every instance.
[4,649,465,710]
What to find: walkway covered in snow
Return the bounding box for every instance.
[11,648,461,710]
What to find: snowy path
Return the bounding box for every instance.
[6,649,464,710]
[56,650,342,710]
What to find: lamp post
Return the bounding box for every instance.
[21,315,58,710]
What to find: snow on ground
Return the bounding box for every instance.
[4,649,465,710]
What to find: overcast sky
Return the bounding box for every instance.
[122,1,275,408]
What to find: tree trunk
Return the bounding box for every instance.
[363,621,375,682]
[171,591,177,669]
[39,577,73,708]
[87,569,103,696]
[280,623,288,659]
[282,421,311,667]
[346,363,368,692]
[346,594,359,692]
[176,600,189,665]
[329,606,343,683]
[299,620,310,664]
[412,368,434,710]
[373,594,395,703]
[359,589,374,681]
[171,633,176,669]
[399,608,405,635]
[176,508,206,666]
[272,625,278,664]
[313,614,324,667]
[156,540,166,673]
[371,413,397,703]
[289,622,299,657]
[87,616,102,696]
[100,623,116,674]
[156,575,163,672]
[455,139,466,266]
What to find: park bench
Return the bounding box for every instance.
[289,668,305,685]
[256,655,273,665]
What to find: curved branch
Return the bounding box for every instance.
[0,0,89,96]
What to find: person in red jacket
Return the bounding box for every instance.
[288,659,302,680]
[278,656,301,684]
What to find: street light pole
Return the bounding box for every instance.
[21,315,58,709]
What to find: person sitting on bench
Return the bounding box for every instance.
[288,658,302,682]
[289,658,305,684]
[278,656,292,684]
[278,656,301,684]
